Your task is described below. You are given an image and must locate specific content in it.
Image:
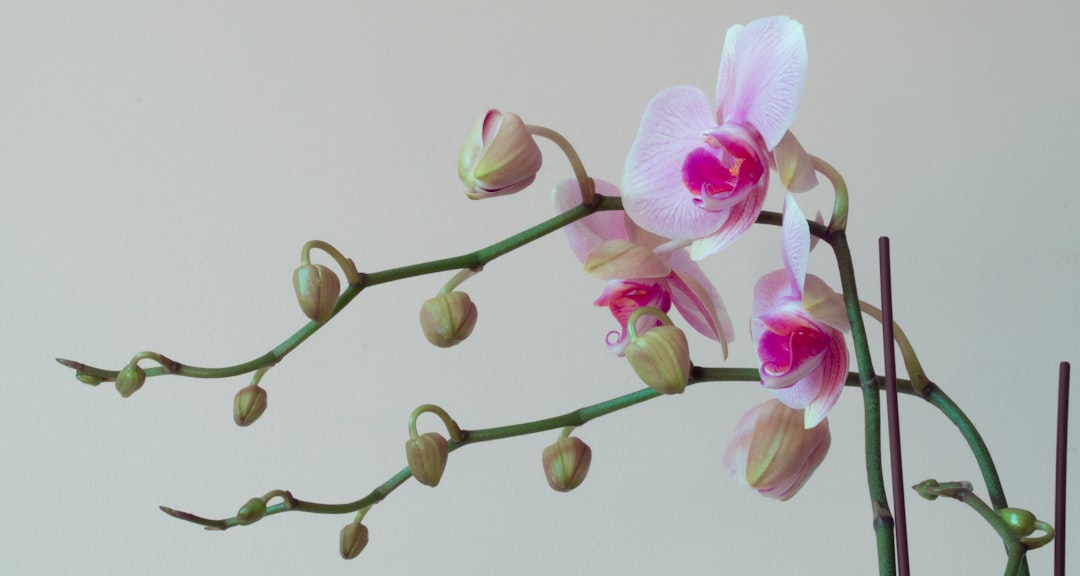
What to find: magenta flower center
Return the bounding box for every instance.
[680,127,765,212]
[756,308,831,388]
[682,147,740,206]
[594,280,673,353]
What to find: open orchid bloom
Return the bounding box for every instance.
[622,15,811,260]
[554,178,734,356]
[723,399,831,501]
[752,195,849,428]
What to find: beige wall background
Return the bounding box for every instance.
[2,1,1078,574]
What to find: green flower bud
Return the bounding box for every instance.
[339,521,369,560]
[115,364,146,398]
[233,384,268,427]
[625,325,691,394]
[405,432,449,487]
[76,372,103,386]
[419,291,478,348]
[236,497,267,526]
[912,479,941,500]
[542,437,592,492]
[998,507,1037,537]
[293,264,341,324]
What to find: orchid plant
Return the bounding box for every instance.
[57,15,1061,576]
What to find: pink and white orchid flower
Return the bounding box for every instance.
[622,15,814,260]
[554,178,734,356]
[752,195,849,428]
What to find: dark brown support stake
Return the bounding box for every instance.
[1056,361,1070,576]
[880,237,909,576]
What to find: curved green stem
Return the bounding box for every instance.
[159,366,765,529]
[301,240,361,285]
[923,384,1008,510]
[159,365,932,532]
[409,404,463,443]
[827,231,895,576]
[130,351,180,373]
[59,204,836,386]
[812,155,848,234]
[57,195,625,382]
[438,267,481,295]
[352,506,371,524]
[913,480,1026,575]
[527,125,594,206]
[860,302,931,396]
[626,306,675,341]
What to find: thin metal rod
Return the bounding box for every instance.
[880,237,909,576]
[1056,361,1070,576]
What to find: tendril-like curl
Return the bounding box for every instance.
[300,240,361,285]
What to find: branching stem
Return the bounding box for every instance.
[160,368,922,530]
[57,202,826,385]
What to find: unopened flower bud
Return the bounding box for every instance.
[997,507,1055,549]
[340,521,369,559]
[419,291,478,348]
[625,325,691,394]
[912,479,941,500]
[458,109,542,199]
[405,432,449,487]
[236,497,266,526]
[293,264,341,324]
[542,437,592,492]
[76,372,103,386]
[233,384,268,427]
[998,507,1037,537]
[773,130,818,193]
[115,364,146,398]
[723,399,830,501]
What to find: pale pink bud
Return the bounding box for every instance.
[419,291,478,348]
[405,432,449,487]
[723,399,830,501]
[624,325,691,394]
[293,264,341,324]
[542,437,592,492]
[458,109,542,199]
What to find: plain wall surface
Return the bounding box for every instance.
[2,1,1078,574]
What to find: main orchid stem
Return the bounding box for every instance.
[828,230,896,576]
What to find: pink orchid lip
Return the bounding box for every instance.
[595,278,673,355]
[755,297,831,389]
[682,123,767,212]
[756,327,829,388]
